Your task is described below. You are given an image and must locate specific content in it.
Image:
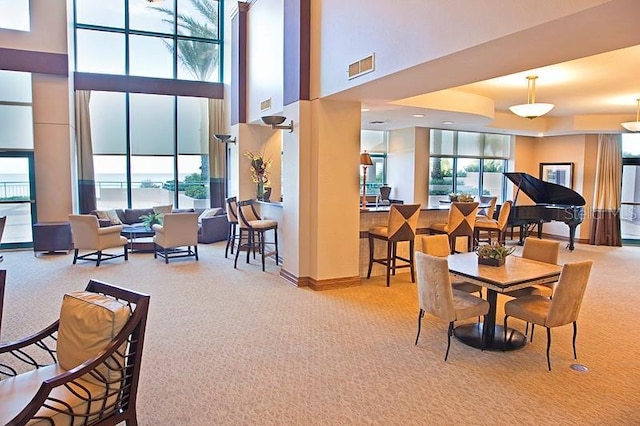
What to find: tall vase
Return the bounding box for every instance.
[257,181,264,200]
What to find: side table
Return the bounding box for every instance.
[33,222,73,255]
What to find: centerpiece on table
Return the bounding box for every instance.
[243,151,271,200]
[449,192,475,202]
[475,242,515,267]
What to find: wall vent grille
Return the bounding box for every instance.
[260,98,271,111]
[348,54,375,80]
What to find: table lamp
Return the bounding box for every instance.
[360,151,373,210]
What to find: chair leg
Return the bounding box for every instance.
[96,251,102,267]
[124,245,129,261]
[153,244,158,259]
[164,248,169,264]
[546,327,552,371]
[274,227,279,265]
[260,230,266,272]
[409,239,415,283]
[225,223,233,258]
[445,322,453,362]
[367,235,374,279]
[385,240,392,287]
[194,245,199,261]
[234,229,242,269]
[246,230,252,264]
[414,309,424,345]
[73,249,78,264]
[572,321,578,360]
[503,315,509,351]
[391,241,397,276]
[480,314,487,352]
[530,324,535,343]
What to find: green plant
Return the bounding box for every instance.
[476,242,515,260]
[185,185,207,199]
[139,212,163,228]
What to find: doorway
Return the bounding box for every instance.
[0,152,36,249]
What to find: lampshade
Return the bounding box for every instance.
[509,76,555,119]
[621,98,640,132]
[360,152,373,166]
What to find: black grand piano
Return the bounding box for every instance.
[504,172,585,251]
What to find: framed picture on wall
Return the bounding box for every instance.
[539,162,574,189]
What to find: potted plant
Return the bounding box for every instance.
[476,242,515,266]
[139,212,163,229]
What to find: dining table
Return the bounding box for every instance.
[447,251,561,350]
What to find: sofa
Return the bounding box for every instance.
[90,206,229,244]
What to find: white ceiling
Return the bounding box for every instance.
[358,44,640,137]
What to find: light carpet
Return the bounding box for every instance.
[1,241,639,425]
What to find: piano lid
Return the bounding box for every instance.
[504,172,586,206]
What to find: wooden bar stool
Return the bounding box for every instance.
[367,204,421,287]
[234,200,279,271]
[225,196,239,258]
[428,202,479,254]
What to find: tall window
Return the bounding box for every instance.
[621,133,640,241]
[0,0,30,32]
[429,129,511,205]
[74,0,222,82]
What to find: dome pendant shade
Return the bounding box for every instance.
[509,76,554,119]
[621,99,640,132]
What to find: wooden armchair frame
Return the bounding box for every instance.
[0,280,150,425]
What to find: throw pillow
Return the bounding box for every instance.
[153,204,173,215]
[105,209,122,225]
[198,207,222,223]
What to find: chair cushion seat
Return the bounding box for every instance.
[247,219,277,229]
[0,363,112,425]
[452,289,490,320]
[452,280,483,294]
[428,222,448,233]
[475,220,499,230]
[368,226,389,238]
[504,286,542,298]
[504,295,551,325]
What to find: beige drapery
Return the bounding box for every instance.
[74,90,97,213]
[208,98,227,208]
[589,133,622,246]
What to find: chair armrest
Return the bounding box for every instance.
[97,225,123,235]
[152,224,165,234]
[0,321,59,376]
[97,219,112,228]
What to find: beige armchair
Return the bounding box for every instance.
[152,212,199,263]
[504,260,593,370]
[69,214,128,266]
[0,280,150,425]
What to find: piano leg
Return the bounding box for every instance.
[537,221,543,238]
[568,224,577,251]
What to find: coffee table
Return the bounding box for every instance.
[121,226,155,253]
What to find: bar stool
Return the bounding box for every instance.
[428,202,479,254]
[234,200,279,271]
[225,196,239,258]
[367,204,421,287]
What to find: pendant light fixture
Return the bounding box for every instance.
[509,75,555,119]
[621,98,640,132]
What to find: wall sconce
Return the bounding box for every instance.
[213,134,236,144]
[261,115,294,132]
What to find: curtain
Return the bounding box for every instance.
[208,98,226,208]
[75,90,97,213]
[589,133,622,246]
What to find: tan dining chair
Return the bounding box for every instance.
[367,204,421,287]
[474,200,512,247]
[428,202,479,254]
[414,252,490,361]
[503,260,593,370]
[419,234,483,297]
[477,196,497,219]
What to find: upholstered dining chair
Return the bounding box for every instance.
[474,200,512,247]
[414,252,490,361]
[0,279,150,425]
[428,202,479,254]
[235,200,279,272]
[477,196,497,219]
[419,234,483,297]
[69,214,128,266]
[505,237,561,299]
[504,260,592,370]
[225,196,239,258]
[152,212,199,263]
[367,203,421,287]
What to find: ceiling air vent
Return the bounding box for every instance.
[348,54,375,80]
[260,98,271,111]
[368,120,385,125]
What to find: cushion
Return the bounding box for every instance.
[198,207,223,223]
[153,204,173,215]
[57,291,130,386]
[94,209,122,225]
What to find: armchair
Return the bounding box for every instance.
[69,214,128,266]
[0,280,150,425]
[152,212,199,263]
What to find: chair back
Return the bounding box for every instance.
[226,196,238,224]
[379,185,391,201]
[0,270,5,333]
[547,260,593,327]
[386,204,421,242]
[445,202,479,252]
[69,214,101,248]
[496,200,512,231]
[419,234,451,258]
[159,213,199,247]
[237,200,261,229]
[415,252,456,322]
[522,237,559,264]
[480,196,497,219]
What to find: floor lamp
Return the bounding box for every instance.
[360,151,373,210]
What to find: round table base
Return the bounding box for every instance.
[454,323,527,351]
